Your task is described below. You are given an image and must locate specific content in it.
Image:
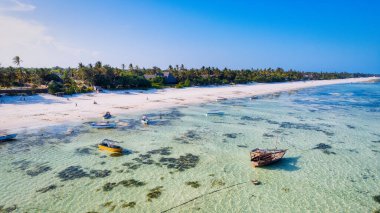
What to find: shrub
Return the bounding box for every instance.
[47,80,63,94]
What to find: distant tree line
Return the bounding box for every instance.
[0,57,375,95]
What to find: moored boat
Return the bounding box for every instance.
[98,139,122,153]
[0,133,17,141]
[90,122,116,129]
[250,148,287,167]
[250,96,258,100]
[216,97,227,101]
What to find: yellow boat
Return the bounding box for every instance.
[98,140,122,153]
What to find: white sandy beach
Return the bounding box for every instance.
[0,77,378,132]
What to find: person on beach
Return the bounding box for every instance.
[94,100,97,104]
[75,103,77,107]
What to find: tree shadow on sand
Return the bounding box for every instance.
[259,156,301,172]
[0,94,67,105]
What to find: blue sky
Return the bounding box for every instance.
[0,0,379,73]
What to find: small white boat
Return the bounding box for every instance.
[205,111,225,116]
[90,122,116,129]
[65,128,74,135]
[216,97,227,101]
[0,133,17,141]
[249,96,258,100]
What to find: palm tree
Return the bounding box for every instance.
[95,61,102,69]
[121,64,125,71]
[13,56,22,67]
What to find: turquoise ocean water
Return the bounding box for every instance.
[0,81,379,212]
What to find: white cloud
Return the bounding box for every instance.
[0,15,98,67]
[0,0,35,12]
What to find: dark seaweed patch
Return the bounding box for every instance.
[348,149,359,154]
[240,116,255,121]
[101,201,116,211]
[11,160,32,170]
[266,120,280,125]
[184,130,201,140]
[211,179,225,187]
[223,133,238,139]
[122,202,136,208]
[361,169,376,181]
[164,109,184,119]
[240,116,279,125]
[273,129,284,134]
[122,162,141,170]
[173,137,190,144]
[117,119,141,130]
[57,166,89,181]
[346,125,356,129]
[280,122,334,136]
[237,145,248,148]
[159,154,199,171]
[263,133,275,138]
[147,147,172,155]
[103,179,146,191]
[373,195,380,203]
[322,150,336,155]
[147,186,163,201]
[103,183,118,191]
[119,179,146,187]
[26,165,51,177]
[75,147,93,155]
[36,185,57,193]
[313,143,332,150]
[240,116,263,121]
[133,155,155,165]
[89,170,111,178]
[174,130,202,143]
[6,126,87,154]
[372,140,380,143]
[0,205,17,212]
[313,143,336,155]
[186,181,200,188]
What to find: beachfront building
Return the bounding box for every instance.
[163,72,177,84]
[144,72,177,84]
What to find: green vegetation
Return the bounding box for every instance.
[121,201,136,208]
[147,186,164,201]
[0,58,375,95]
[185,181,201,188]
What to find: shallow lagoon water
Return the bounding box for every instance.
[1,81,380,212]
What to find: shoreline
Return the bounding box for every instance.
[0,77,378,132]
